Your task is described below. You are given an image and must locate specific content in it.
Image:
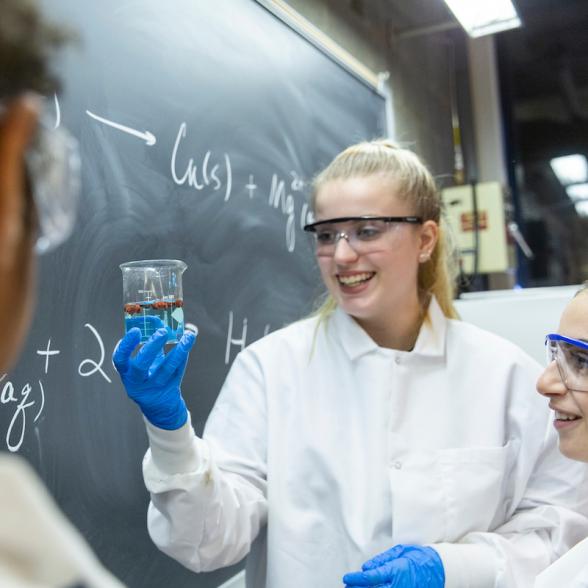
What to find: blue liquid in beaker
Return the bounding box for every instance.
[124,299,184,343]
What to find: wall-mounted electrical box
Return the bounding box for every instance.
[441,181,509,274]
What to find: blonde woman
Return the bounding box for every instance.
[114,140,588,587]
[536,283,588,587]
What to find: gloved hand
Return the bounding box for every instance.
[113,326,196,430]
[343,544,445,587]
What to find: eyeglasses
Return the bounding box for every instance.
[303,215,422,256]
[545,333,588,393]
[25,112,81,254]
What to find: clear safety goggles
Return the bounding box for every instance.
[545,333,588,393]
[25,111,81,254]
[303,215,422,257]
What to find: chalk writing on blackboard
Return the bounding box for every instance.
[1,374,45,452]
[85,111,314,252]
[86,110,157,146]
[225,311,271,365]
[170,122,230,198]
[78,323,112,383]
[1,313,269,452]
[53,94,61,129]
[246,175,257,198]
[37,339,60,374]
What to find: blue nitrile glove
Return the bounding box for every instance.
[113,326,196,430]
[343,544,445,587]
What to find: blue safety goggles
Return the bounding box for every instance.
[545,333,588,393]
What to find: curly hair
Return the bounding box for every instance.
[0,0,74,99]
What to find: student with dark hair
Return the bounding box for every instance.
[0,1,123,585]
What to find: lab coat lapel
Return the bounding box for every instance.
[329,297,448,359]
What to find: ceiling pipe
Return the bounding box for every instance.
[393,20,459,41]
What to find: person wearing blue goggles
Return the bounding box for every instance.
[536,283,588,587]
[538,283,588,459]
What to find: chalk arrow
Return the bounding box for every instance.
[86,110,156,145]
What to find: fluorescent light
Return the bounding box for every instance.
[550,154,588,185]
[443,0,522,38]
[575,200,588,217]
[567,183,588,202]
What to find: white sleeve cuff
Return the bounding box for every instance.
[143,412,204,476]
[433,542,499,588]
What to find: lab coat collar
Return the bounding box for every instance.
[329,296,448,361]
[413,296,447,357]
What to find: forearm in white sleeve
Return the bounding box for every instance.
[435,437,588,588]
[143,412,268,572]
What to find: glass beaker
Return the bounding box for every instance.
[120,259,187,344]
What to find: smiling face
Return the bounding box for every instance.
[313,175,438,341]
[537,290,588,461]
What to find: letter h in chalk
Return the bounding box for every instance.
[225,311,247,365]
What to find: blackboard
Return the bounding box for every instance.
[1,1,386,586]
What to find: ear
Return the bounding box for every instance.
[417,220,438,263]
[0,95,40,373]
[0,94,40,257]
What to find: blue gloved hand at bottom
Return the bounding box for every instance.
[113,326,197,430]
[343,544,445,587]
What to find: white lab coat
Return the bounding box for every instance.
[535,536,588,587]
[0,454,125,588]
[143,297,588,588]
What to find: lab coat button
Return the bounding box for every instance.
[393,461,402,469]
[394,356,401,364]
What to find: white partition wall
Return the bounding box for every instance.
[455,285,580,364]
